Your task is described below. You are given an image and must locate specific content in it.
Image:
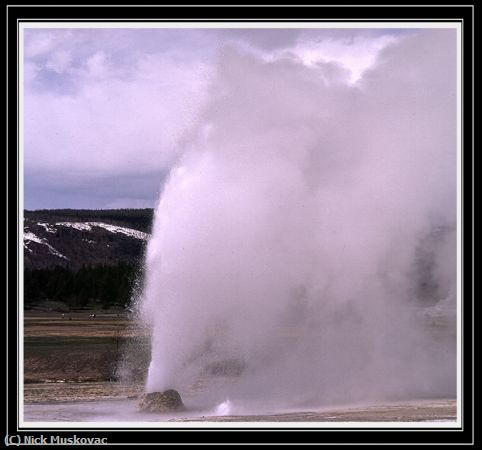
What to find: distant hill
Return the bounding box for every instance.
[23,209,154,310]
[23,209,154,271]
[25,208,154,233]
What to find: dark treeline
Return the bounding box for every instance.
[24,263,142,310]
[25,208,154,233]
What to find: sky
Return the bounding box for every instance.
[23,26,422,210]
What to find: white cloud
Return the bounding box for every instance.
[288,34,398,83]
[45,50,72,74]
[22,27,407,208]
[24,61,40,83]
[24,31,57,58]
[24,53,211,176]
[84,50,110,79]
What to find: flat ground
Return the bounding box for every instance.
[23,395,457,423]
[24,309,149,383]
[172,399,457,422]
[23,309,457,423]
[24,309,146,338]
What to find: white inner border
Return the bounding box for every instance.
[17,20,462,430]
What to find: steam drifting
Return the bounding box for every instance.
[140,29,457,410]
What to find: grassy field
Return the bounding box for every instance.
[24,310,150,384]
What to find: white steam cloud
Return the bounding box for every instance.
[140,29,457,410]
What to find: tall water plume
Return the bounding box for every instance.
[140,29,457,410]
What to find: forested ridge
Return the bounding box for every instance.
[25,208,154,233]
[24,209,153,310]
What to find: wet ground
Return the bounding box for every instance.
[171,399,457,423]
[23,382,456,424]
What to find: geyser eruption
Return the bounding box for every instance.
[141,29,457,409]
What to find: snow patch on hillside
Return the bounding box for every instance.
[56,222,149,241]
[24,231,69,260]
[24,231,45,245]
[88,222,150,240]
[37,222,57,233]
[56,222,92,232]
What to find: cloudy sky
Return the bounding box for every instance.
[23,26,419,210]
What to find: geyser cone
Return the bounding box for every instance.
[138,390,184,413]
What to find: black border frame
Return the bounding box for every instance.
[4,3,474,446]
